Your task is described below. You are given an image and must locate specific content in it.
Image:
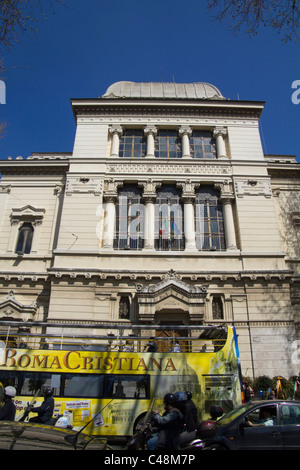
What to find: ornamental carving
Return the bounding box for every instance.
[0,290,37,322]
[66,177,103,196]
[234,179,272,198]
[107,163,231,176]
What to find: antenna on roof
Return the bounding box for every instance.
[173,76,177,97]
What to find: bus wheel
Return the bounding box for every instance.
[133,413,147,433]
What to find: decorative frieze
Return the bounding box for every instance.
[108,163,231,175]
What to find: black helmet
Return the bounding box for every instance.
[163,393,176,405]
[43,386,53,398]
[185,391,192,400]
[174,391,187,403]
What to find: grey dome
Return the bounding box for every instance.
[102,81,224,100]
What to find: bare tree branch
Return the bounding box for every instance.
[207,0,300,43]
[0,0,65,50]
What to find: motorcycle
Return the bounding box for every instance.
[127,405,223,451]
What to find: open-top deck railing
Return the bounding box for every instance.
[0,321,229,353]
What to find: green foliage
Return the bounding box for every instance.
[243,374,300,400]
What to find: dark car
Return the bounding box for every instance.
[0,421,108,450]
[201,400,300,450]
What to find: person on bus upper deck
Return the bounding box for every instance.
[0,386,16,421]
[29,387,55,424]
[123,339,134,352]
[146,393,184,450]
[169,342,182,352]
[143,337,158,352]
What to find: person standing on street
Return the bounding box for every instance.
[0,386,17,421]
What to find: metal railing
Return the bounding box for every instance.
[0,321,228,353]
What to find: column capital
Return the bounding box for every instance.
[213,126,227,137]
[108,125,123,136]
[139,179,161,200]
[144,125,157,137]
[214,181,234,200]
[177,179,199,199]
[179,126,192,137]
[103,178,122,201]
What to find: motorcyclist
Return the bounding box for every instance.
[174,391,197,447]
[146,393,184,450]
[0,386,16,421]
[29,386,55,424]
[185,391,198,426]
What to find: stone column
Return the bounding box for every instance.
[213,127,228,159]
[109,126,123,157]
[102,196,117,249]
[179,126,192,158]
[141,179,160,250]
[144,126,157,158]
[143,197,156,249]
[221,196,237,250]
[183,196,196,250]
[102,179,120,249]
[178,180,197,251]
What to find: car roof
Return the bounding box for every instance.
[250,400,300,405]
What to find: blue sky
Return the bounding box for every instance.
[0,0,299,160]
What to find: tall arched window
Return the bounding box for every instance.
[194,187,225,251]
[212,296,224,320]
[114,185,144,250]
[155,186,184,251]
[119,296,130,319]
[15,223,34,254]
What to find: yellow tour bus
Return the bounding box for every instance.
[0,322,242,438]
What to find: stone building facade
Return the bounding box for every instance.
[0,81,299,379]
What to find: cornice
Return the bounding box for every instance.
[0,159,69,176]
[46,268,293,283]
[71,99,264,121]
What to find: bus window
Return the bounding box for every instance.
[106,375,149,399]
[0,371,20,391]
[64,374,104,398]
[153,374,201,399]
[20,372,61,396]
